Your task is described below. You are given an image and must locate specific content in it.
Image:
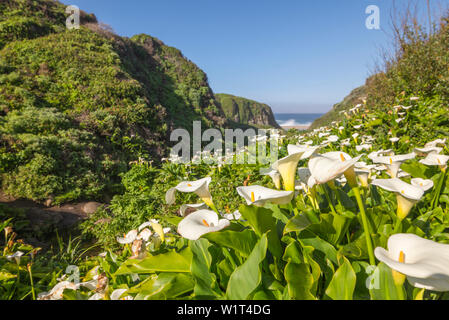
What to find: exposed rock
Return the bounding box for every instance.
[215,94,281,129]
[82,202,104,215]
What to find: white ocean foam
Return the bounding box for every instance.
[277,119,311,127]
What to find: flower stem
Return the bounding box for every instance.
[321,185,337,215]
[395,284,405,300]
[27,264,36,300]
[353,186,375,265]
[431,169,446,210]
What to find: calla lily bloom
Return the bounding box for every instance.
[390,137,400,143]
[419,153,449,171]
[308,152,362,186]
[354,168,371,188]
[371,153,416,178]
[166,177,214,209]
[262,168,282,190]
[116,221,154,244]
[414,147,443,156]
[272,146,318,191]
[177,210,230,240]
[6,251,24,264]
[356,144,372,152]
[411,178,434,192]
[425,139,446,148]
[375,234,449,292]
[368,149,394,160]
[236,185,294,206]
[287,144,320,159]
[295,168,319,209]
[371,178,424,220]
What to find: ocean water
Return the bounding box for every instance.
[274,113,324,127]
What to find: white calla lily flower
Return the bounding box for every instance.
[371,178,423,201]
[368,149,394,160]
[236,185,294,206]
[117,230,139,244]
[177,210,230,240]
[308,152,362,186]
[371,153,416,178]
[165,177,214,209]
[262,168,282,190]
[371,178,424,220]
[425,139,446,148]
[38,281,79,300]
[272,149,309,191]
[354,168,371,188]
[6,251,24,263]
[419,153,449,170]
[375,234,449,292]
[389,137,400,143]
[414,147,443,155]
[287,144,320,159]
[411,178,434,192]
[356,144,372,152]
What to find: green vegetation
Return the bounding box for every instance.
[0,0,229,203]
[2,94,449,300]
[1,0,449,302]
[312,11,449,129]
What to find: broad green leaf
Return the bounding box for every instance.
[190,239,220,298]
[239,205,282,258]
[204,229,257,257]
[226,234,268,300]
[301,237,338,265]
[302,245,322,294]
[282,241,303,264]
[283,215,312,235]
[129,273,194,300]
[401,162,429,179]
[325,256,356,300]
[114,248,192,275]
[284,261,315,300]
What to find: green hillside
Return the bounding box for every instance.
[215,93,280,129]
[0,0,229,203]
[311,86,366,129]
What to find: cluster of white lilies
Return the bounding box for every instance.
[35,99,449,299]
[164,121,449,293]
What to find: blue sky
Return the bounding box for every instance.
[66,0,439,113]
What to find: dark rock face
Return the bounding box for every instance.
[215,94,281,129]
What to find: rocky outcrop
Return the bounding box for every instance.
[215,94,281,129]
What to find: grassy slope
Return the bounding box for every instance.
[311,86,366,129]
[311,13,449,130]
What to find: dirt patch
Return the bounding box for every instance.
[0,191,105,247]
